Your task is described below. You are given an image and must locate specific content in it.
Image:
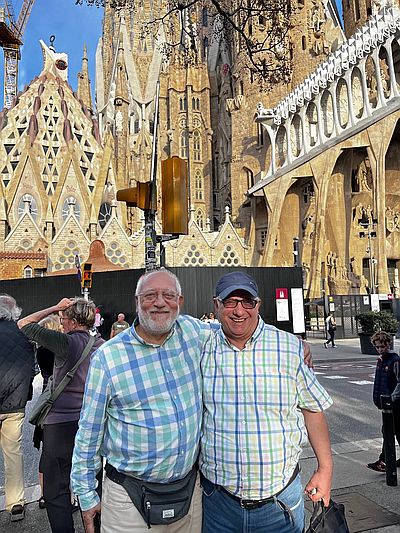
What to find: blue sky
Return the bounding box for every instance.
[1,0,344,110]
[0,0,102,108]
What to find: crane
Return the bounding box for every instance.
[0,0,35,109]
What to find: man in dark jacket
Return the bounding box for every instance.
[0,294,35,522]
[18,297,104,533]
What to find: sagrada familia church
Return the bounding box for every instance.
[0,0,400,299]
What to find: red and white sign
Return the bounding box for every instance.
[276,287,289,321]
[388,294,393,300]
[276,288,288,300]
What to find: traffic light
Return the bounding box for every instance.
[161,157,188,235]
[81,263,93,289]
[117,181,152,210]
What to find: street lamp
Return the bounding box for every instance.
[358,212,377,294]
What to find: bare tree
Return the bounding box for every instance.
[75,0,292,84]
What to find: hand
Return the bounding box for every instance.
[302,340,314,369]
[304,468,332,506]
[82,503,101,533]
[56,298,74,312]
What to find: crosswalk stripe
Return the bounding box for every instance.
[348,380,374,385]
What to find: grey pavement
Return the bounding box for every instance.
[1,337,399,532]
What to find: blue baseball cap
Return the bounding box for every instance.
[215,272,259,300]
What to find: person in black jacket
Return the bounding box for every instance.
[0,293,35,522]
[367,331,400,472]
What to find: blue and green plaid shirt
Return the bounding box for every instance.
[200,319,333,500]
[71,315,210,511]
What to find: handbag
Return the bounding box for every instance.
[306,499,350,533]
[29,335,95,428]
[105,463,197,529]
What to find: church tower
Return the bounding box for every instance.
[96,0,214,233]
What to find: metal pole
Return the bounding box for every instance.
[144,80,160,272]
[83,287,89,301]
[381,394,398,486]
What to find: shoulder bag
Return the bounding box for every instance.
[306,499,350,533]
[29,335,95,428]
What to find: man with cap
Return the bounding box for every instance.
[199,271,333,532]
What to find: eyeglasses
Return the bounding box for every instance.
[138,290,179,303]
[218,298,258,309]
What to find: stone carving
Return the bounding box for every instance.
[385,206,400,233]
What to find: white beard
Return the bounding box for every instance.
[137,302,179,335]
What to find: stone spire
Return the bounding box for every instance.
[77,44,93,113]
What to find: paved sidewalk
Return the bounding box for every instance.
[1,337,399,532]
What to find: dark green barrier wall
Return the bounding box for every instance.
[0,267,303,339]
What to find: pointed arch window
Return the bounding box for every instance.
[179,96,187,112]
[18,194,38,220]
[196,209,204,229]
[193,130,202,161]
[62,197,81,221]
[195,170,204,200]
[180,130,188,159]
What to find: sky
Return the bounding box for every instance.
[0,0,103,108]
[0,0,344,110]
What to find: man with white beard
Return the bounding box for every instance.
[71,269,208,533]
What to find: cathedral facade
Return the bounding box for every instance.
[0,0,398,299]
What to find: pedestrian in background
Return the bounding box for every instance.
[367,331,400,472]
[109,313,130,339]
[0,294,35,522]
[324,312,337,348]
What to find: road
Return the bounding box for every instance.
[313,359,382,446]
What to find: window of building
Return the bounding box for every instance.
[62,197,81,221]
[245,168,254,189]
[24,266,33,278]
[179,97,187,112]
[302,36,306,50]
[195,170,204,200]
[180,130,188,158]
[353,0,360,21]
[193,130,202,161]
[196,210,204,229]
[18,194,38,220]
[257,123,265,146]
[192,97,200,111]
[202,7,208,27]
[34,268,46,277]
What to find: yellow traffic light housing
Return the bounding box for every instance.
[82,263,93,289]
[161,157,188,235]
[117,182,152,210]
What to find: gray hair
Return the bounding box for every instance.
[63,297,96,328]
[135,268,182,297]
[0,294,22,321]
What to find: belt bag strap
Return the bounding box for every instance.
[105,463,197,529]
[48,334,95,407]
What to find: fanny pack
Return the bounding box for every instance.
[105,463,197,529]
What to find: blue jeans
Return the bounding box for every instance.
[201,473,304,533]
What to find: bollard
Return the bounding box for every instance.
[381,394,398,486]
